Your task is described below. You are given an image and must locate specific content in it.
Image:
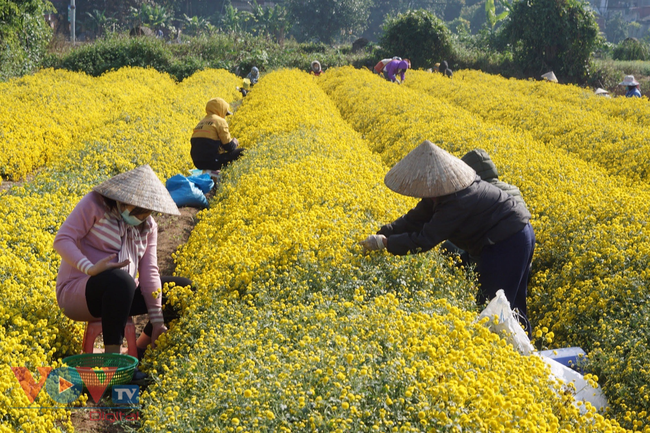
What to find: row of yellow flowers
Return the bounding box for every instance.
[0,70,102,181]
[1,67,241,432]
[407,69,650,184]
[0,67,241,182]
[139,69,626,432]
[439,69,650,126]
[319,66,650,431]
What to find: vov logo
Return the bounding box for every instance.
[113,385,139,404]
[11,366,138,406]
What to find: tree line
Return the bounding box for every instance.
[0,0,634,89]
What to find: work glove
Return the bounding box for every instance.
[360,234,387,252]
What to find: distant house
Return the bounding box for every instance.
[589,0,650,37]
[630,4,650,35]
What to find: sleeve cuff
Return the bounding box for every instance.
[148,307,164,325]
[76,257,94,275]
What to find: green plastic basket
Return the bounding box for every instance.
[61,353,138,389]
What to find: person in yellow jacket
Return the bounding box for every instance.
[190,98,244,171]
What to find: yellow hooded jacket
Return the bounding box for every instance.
[191,98,233,145]
[190,98,240,170]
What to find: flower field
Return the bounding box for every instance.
[0,67,240,432]
[1,66,648,432]
[320,67,650,431]
[404,70,650,184]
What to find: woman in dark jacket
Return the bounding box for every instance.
[440,147,530,271]
[361,140,535,334]
[460,148,527,209]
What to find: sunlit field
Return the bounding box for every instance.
[2,66,648,432]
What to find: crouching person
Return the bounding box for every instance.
[191,97,244,171]
[53,165,194,361]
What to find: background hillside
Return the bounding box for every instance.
[3,0,650,93]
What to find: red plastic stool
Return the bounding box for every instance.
[82,318,138,357]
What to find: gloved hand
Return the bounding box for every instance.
[360,234,387,251]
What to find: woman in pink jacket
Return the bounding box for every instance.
[54,165,191,358]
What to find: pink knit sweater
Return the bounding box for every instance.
[53,191,162,322]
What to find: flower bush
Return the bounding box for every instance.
[139,70,627,432]
[319,66,650,431]
[1,67,241,432]
[406,69,650,184]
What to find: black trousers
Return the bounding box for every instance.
[195,148,244,171]
[476,223,536,336]
[85,268,193,345]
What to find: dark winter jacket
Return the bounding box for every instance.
[461,149,527,210]
[378,177,531,257]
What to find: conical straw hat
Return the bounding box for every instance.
[93,165,181,215]
[541,71,558,82]
[384,140,476,198]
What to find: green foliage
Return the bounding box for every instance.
[460,1,488,34]
[599,59,650,78]
[286,0,374,43]
[52,35,175,78]
[451,29,521,77]
[500,0,600,83]
[128,3,174,31]
[443,0,467,21]
[83,9,119,38]
[613,37,650,61]
[42,33,377,81]
[364,0,458,40]
[592,37,615,60]
[218,2,254,34]
[182,14,216,37]
[485,0,510,29]
[299,41,330,54]
[605,12,627,44]
[586,58,640,91]
[447,17,472,36]
[249,1,292,44]
[0,0,54,80]
[379,10,453,69]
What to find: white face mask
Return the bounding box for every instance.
[118,203,144,226]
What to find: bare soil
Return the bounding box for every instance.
[1,173,36,191]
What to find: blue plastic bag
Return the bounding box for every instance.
[186,173,214,193]
[166,174,214,209]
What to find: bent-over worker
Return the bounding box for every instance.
[360,140,535,335]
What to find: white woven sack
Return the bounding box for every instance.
[477,289,535,356]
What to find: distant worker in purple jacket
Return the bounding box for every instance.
[383,59,410,84]
[360,141,535,335]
